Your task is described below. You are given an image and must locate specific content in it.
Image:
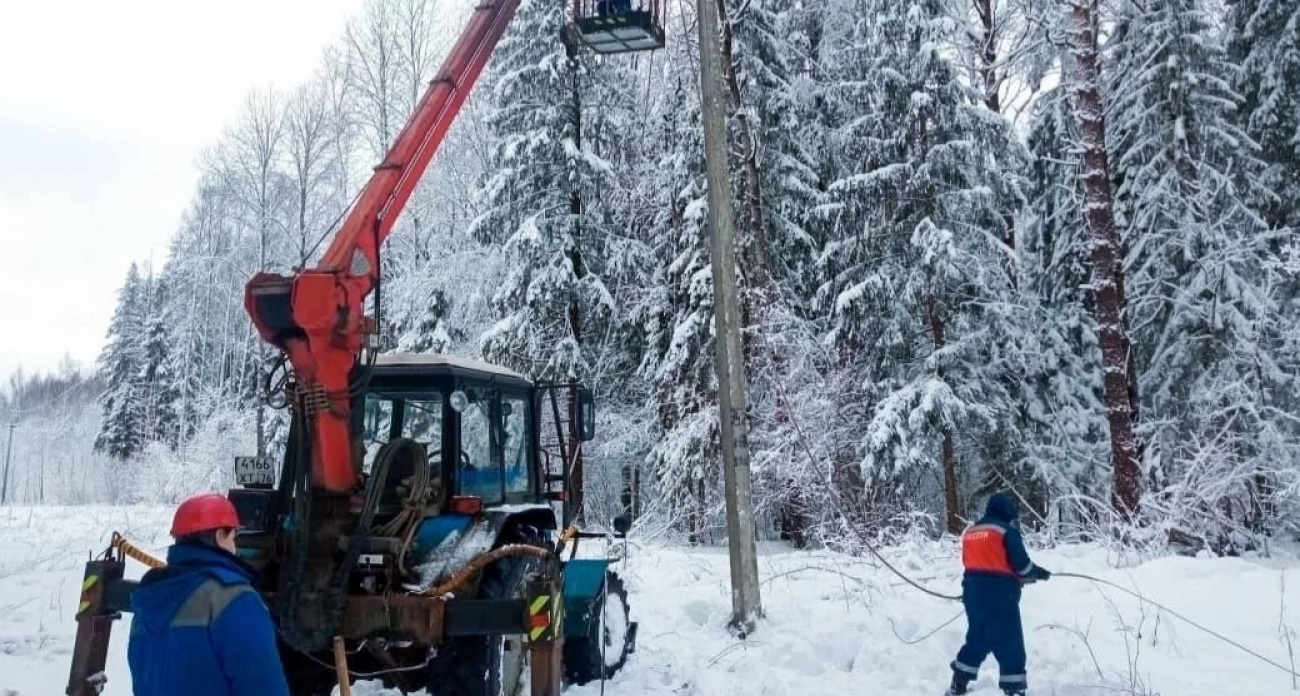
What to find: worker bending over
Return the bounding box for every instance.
[947,493,1051,696]
[127,493,290,696]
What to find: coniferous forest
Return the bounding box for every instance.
[6,0,1300,554]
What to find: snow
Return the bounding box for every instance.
[3,505,1298,696]
[0,505,172,696]
[373,352,527,381]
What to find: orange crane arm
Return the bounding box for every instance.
[244,0,523,492]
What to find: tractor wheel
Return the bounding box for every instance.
[562,571,632,685]
[426,539,540,696]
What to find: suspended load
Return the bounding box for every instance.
[567,0,666,54]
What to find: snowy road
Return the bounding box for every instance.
[2,505,1296,695]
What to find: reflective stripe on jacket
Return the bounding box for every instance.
[127,542,290,696]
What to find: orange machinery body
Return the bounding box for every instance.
[244,0,523,492]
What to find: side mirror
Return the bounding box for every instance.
[576,388,596,441]
[612,513,631,535]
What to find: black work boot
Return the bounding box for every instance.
[946,674,973,695]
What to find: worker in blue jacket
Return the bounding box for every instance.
[947,492,1051,696]
[127,493,290,696]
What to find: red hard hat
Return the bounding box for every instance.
[171,493,241,537]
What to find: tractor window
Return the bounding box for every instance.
[458,387,504,504]
[362,394,395,465]
[502,394,530,495]
[401,397,443,461]
[362,393,443,473]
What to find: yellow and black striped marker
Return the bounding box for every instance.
[76,573,99,618]
[527,591,563,641]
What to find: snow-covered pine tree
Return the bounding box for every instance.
[761,0,830,307]
[1018,85,1110,516]
[93,263,149,460]
[135,276,182,447]
[1226,0,1300,232]
[1106,0,1292,543]
[817,0,1028,534]
[1224,0,1300,533]
[472,0,638,382]
[393,280,457,353]
[636,68,720,542]
[155,179,245,443]
[714,0,833,541]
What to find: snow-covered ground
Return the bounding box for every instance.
[2,505,1297,695]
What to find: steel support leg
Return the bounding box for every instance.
[66,558,126,696]
[526,576,564,696]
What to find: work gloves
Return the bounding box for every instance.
[1021,565,1051,584]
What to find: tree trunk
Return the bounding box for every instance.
[972,0,1001,113]
[972,0,1019,282]
[564,41,586,524]
[1065,0,1142,519]
[929,296,962,534]
[778,479,809,548]
[688,476,707,545]
[716,0,777,307]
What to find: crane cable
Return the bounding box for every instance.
[1053,571,1299,678]
[882,566,1298,679]
[855,534,962,602]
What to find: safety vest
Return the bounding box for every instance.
[961,523,1014,576]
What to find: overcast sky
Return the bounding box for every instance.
[0,0,367,384]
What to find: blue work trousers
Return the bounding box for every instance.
[950,575,1027,693]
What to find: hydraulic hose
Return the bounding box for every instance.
[420,543,552,597]
[111,531,165,569]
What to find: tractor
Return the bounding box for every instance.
[240,351,639,695]
[67,352,638,696]
[65,0,666,693]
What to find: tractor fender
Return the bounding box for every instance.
[561,559,614,637]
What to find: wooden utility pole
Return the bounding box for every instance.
[1,421,15,504]
[695,0,762,635]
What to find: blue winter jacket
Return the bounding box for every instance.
[127,542,290,696]
[962,494,1047,601]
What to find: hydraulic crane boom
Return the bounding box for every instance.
[244,0,523,492]
[67,4,666,695]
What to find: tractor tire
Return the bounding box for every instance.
[562,571,632,685]
[425,537,541,696]
[281,641,346,696]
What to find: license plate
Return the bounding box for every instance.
[234,456,276,486]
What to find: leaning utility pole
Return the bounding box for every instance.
[1,421,15,505]
[695,0,762,635]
